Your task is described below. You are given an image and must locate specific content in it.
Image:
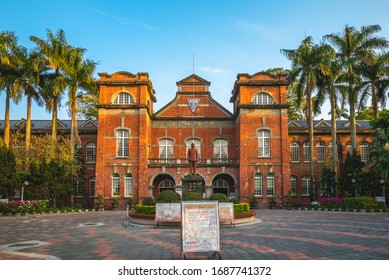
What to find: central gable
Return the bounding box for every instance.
[154,74,232,118]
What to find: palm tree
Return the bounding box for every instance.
[324,25,389,151]
[281,36,328,196]
[63,47,97,157]
[19,49,44,153]
[359,50,389,118]
[30,29,69,140]
[0,31,24,148]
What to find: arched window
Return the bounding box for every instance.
[113,92,134,104]
[257,130,270,157]
[252,92,274,105]
[266,173,275,196]
[159,139,174,160]
[360,141,369,162]
[303,142,310,162]
[316,141,325,162]
[254,173,262,196]
[86,142,96,163]
[125,174,133,197]
[290,142,300,162]
[290,175,297,196]
[186,139,201,158]
[112,173,120,195]
[213,179,229,188]
[116,129,129,157]
[213,139,228,161]
[158,179,175,192]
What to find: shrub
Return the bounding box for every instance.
[343,196,379,210]
[229,198,240,204]
[142,197,156,205]
[233,203,250,214]
[208,193,229,202]
[156,190,181,203]
[319,197,344,209]
[0,200,48,215]
[134,204,156,215]
[182,192,203,201]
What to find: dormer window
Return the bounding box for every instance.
[113,92,134,104]
[252,92,274,105]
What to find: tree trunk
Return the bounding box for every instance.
[349,99,357,152]
[307,90,315,200]
[25,93,32,169]
[51,96,58,140]
[330,90,338,196]
[371,82,378,118]
[3,91,11,148]
[70,90,80,158]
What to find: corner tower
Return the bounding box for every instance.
[95,71,156,205]
[230,72,290,206]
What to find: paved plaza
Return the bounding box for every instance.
[0,209,388,260]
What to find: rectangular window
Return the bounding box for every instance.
[86,143,96,163]
[213,139,228,162]
[254,174,262,196]
[89,177,95,197]
[290,176,297,196]
[125,175,133,197]
[258,130,270,157]
[316,142,325,162]
[302,177,310,196]
[360,142,369,162]
[266,174,275,196]
[112,174,120,195]
[74,180,84,198]
[290,143,300,162]
[303,143,310,162]
[117,130,129,157]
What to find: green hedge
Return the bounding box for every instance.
[156,190,181,203]
[343,197,379,210]
[233,203,250,214]
[134,204,156,215]
[182,192,203,201]
[208,193,229,202]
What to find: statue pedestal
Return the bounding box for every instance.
[182,174,204,196]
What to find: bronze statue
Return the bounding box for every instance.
[187,143,198,175]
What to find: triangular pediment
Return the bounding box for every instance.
[315,119,331,128]
[80,120,98,128]
[343,121,361,128]
[176,74,210,86]
[288,120,302,128]
[13,119,27,128]
[46,120,68,128]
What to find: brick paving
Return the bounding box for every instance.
[0,209,388,260]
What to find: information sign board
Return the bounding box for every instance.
[181,201,220,253]
[155,203,181,223]
[218,202,235,226]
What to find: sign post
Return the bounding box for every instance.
[181,201,221,259]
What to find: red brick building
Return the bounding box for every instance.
[1,70,375,208]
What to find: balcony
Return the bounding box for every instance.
[148,158,239,168]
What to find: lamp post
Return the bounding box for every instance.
[21,180,29,201]
[351,178,356,198]
[380,179,386,210]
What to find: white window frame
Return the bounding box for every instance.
[252,92,274,105]
[303,142,310,162]
[113,92,134,104]
[254,173,262,196]
[112,173,120,195]
[266,173,275,196]
[89,177,95,197]
[316,141,325,162]
[290,175,297,196]
[302,176,310,196]
[117,130,129,157]
[360,141,369,162]
[159,139,174,160]
[258,130,270,157]
[125,174,133,197]
[213,139,228,161]
[86,142,96,163]
[290,142,300,162]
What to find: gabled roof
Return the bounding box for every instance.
[288,120,372,130]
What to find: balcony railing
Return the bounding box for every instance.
[148,158,239,167]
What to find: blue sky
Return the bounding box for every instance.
[1,0,389,120]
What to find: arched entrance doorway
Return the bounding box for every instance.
[152,174,176,198]
[212,174,236,197]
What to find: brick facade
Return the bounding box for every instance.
[2,70,375,208]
